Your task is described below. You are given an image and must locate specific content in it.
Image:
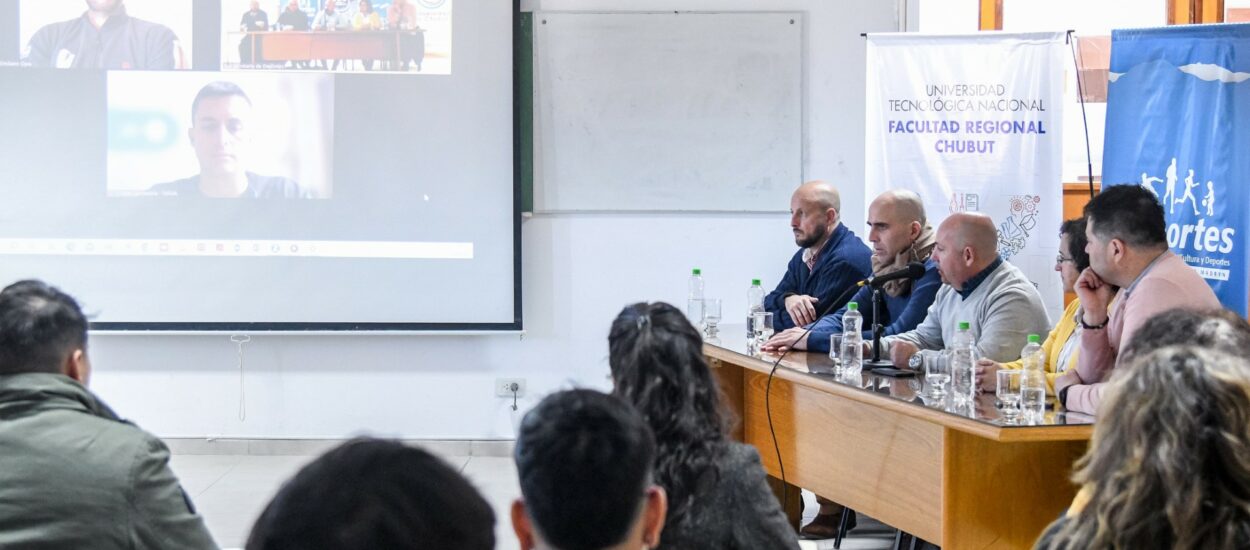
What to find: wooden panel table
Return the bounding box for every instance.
[238,31,405,65]
[705,329,1092,549]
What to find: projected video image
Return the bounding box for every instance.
[221,0,452,74]
[18,0,193,70]
[107,72,334,199]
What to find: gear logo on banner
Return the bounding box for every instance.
[998,195,1041,261]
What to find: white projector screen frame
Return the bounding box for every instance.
[0,0,522,332]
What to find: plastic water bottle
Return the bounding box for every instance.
[746,278,765,339]
[687,268,705,325]
[950,321,976,403]
[1020,334,1046,420]
[840,302,863,374]
[1020,334,1044,379]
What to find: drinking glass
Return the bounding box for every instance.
[1021,386,1046,423]
[702,298,722,338]
[829,334,843,372]
[995,369,1023,422]
[752,311,774,347]
[923,350,950,399]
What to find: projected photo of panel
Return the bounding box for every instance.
[107,71,334,198]
[18,0,194,70]
[220,0,451,74]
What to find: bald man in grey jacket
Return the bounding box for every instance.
[883,212,1051,369]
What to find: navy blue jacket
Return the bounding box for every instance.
[764,224,872,331]
[806,259,941,353]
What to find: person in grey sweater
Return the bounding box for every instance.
[883,212,1051,369]
[0,280,217,550]
[609,302,800,550]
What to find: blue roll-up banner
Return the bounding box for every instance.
[1104,24,1250,315]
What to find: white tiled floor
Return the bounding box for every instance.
[170,453,895,550]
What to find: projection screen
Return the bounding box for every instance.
[0,0,520,331]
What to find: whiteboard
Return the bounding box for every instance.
[533,12,804,212]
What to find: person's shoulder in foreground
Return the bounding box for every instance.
[0,279,216,549]
[660,442,800,550]
[512,388,667,550]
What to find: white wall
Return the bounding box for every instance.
[88,0,902,440]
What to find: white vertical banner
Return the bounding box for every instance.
[865,32,1067,321]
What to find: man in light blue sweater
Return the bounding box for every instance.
[884,212,1051,369]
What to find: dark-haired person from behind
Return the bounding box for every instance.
[246,438,495,550]
[149,81,311,198]
[0,280,216,549]
[1036,345,1250,549]
[609,302,800,550]
[1053,184,1220,414]
[513,389,667,550]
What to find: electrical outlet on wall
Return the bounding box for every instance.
[495,378,527,397]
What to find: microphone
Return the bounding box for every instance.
[860,262,926,288]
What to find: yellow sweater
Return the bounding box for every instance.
[1002,298,1081,395]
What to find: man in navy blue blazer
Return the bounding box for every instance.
[763,181,872,331]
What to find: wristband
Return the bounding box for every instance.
[1079,317,1108,330]
[1058,386,1071,409]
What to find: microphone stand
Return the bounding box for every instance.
[864,286,893,371]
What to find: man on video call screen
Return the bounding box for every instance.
[24,0,179,70]
[149,81,310,199]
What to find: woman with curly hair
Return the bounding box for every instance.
[609,302,799,550]
[1037,343,1250,549]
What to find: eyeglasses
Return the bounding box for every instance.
[1055,255,1075,265]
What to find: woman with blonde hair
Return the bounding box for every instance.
[1037,341,1250,549]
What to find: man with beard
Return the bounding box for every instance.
[764,189,940,354]
[762,181,872,331]
[25,0,179,69]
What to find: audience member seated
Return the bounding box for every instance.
[763,181,872,332]
[764,189,939,354]
[351,0,382,70]
[246,438,494,550]
[881,212,1051,369]
[512,389,667,550]
[353,0,381,30]
[1054,185,1220,415]
[760,188,938,539]
[312,2,351,70]
[610,302,800,550]
[1036,343,1250,548]
[238,1,270,65]
[276,0,309,31]
[0,280,216,549]
[976,217,1094,393]
[389,0,425,71]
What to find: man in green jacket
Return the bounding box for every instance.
[0,280,217,549]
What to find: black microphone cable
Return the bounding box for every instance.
[1067,29,1096,199]
[763,280,866,516]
